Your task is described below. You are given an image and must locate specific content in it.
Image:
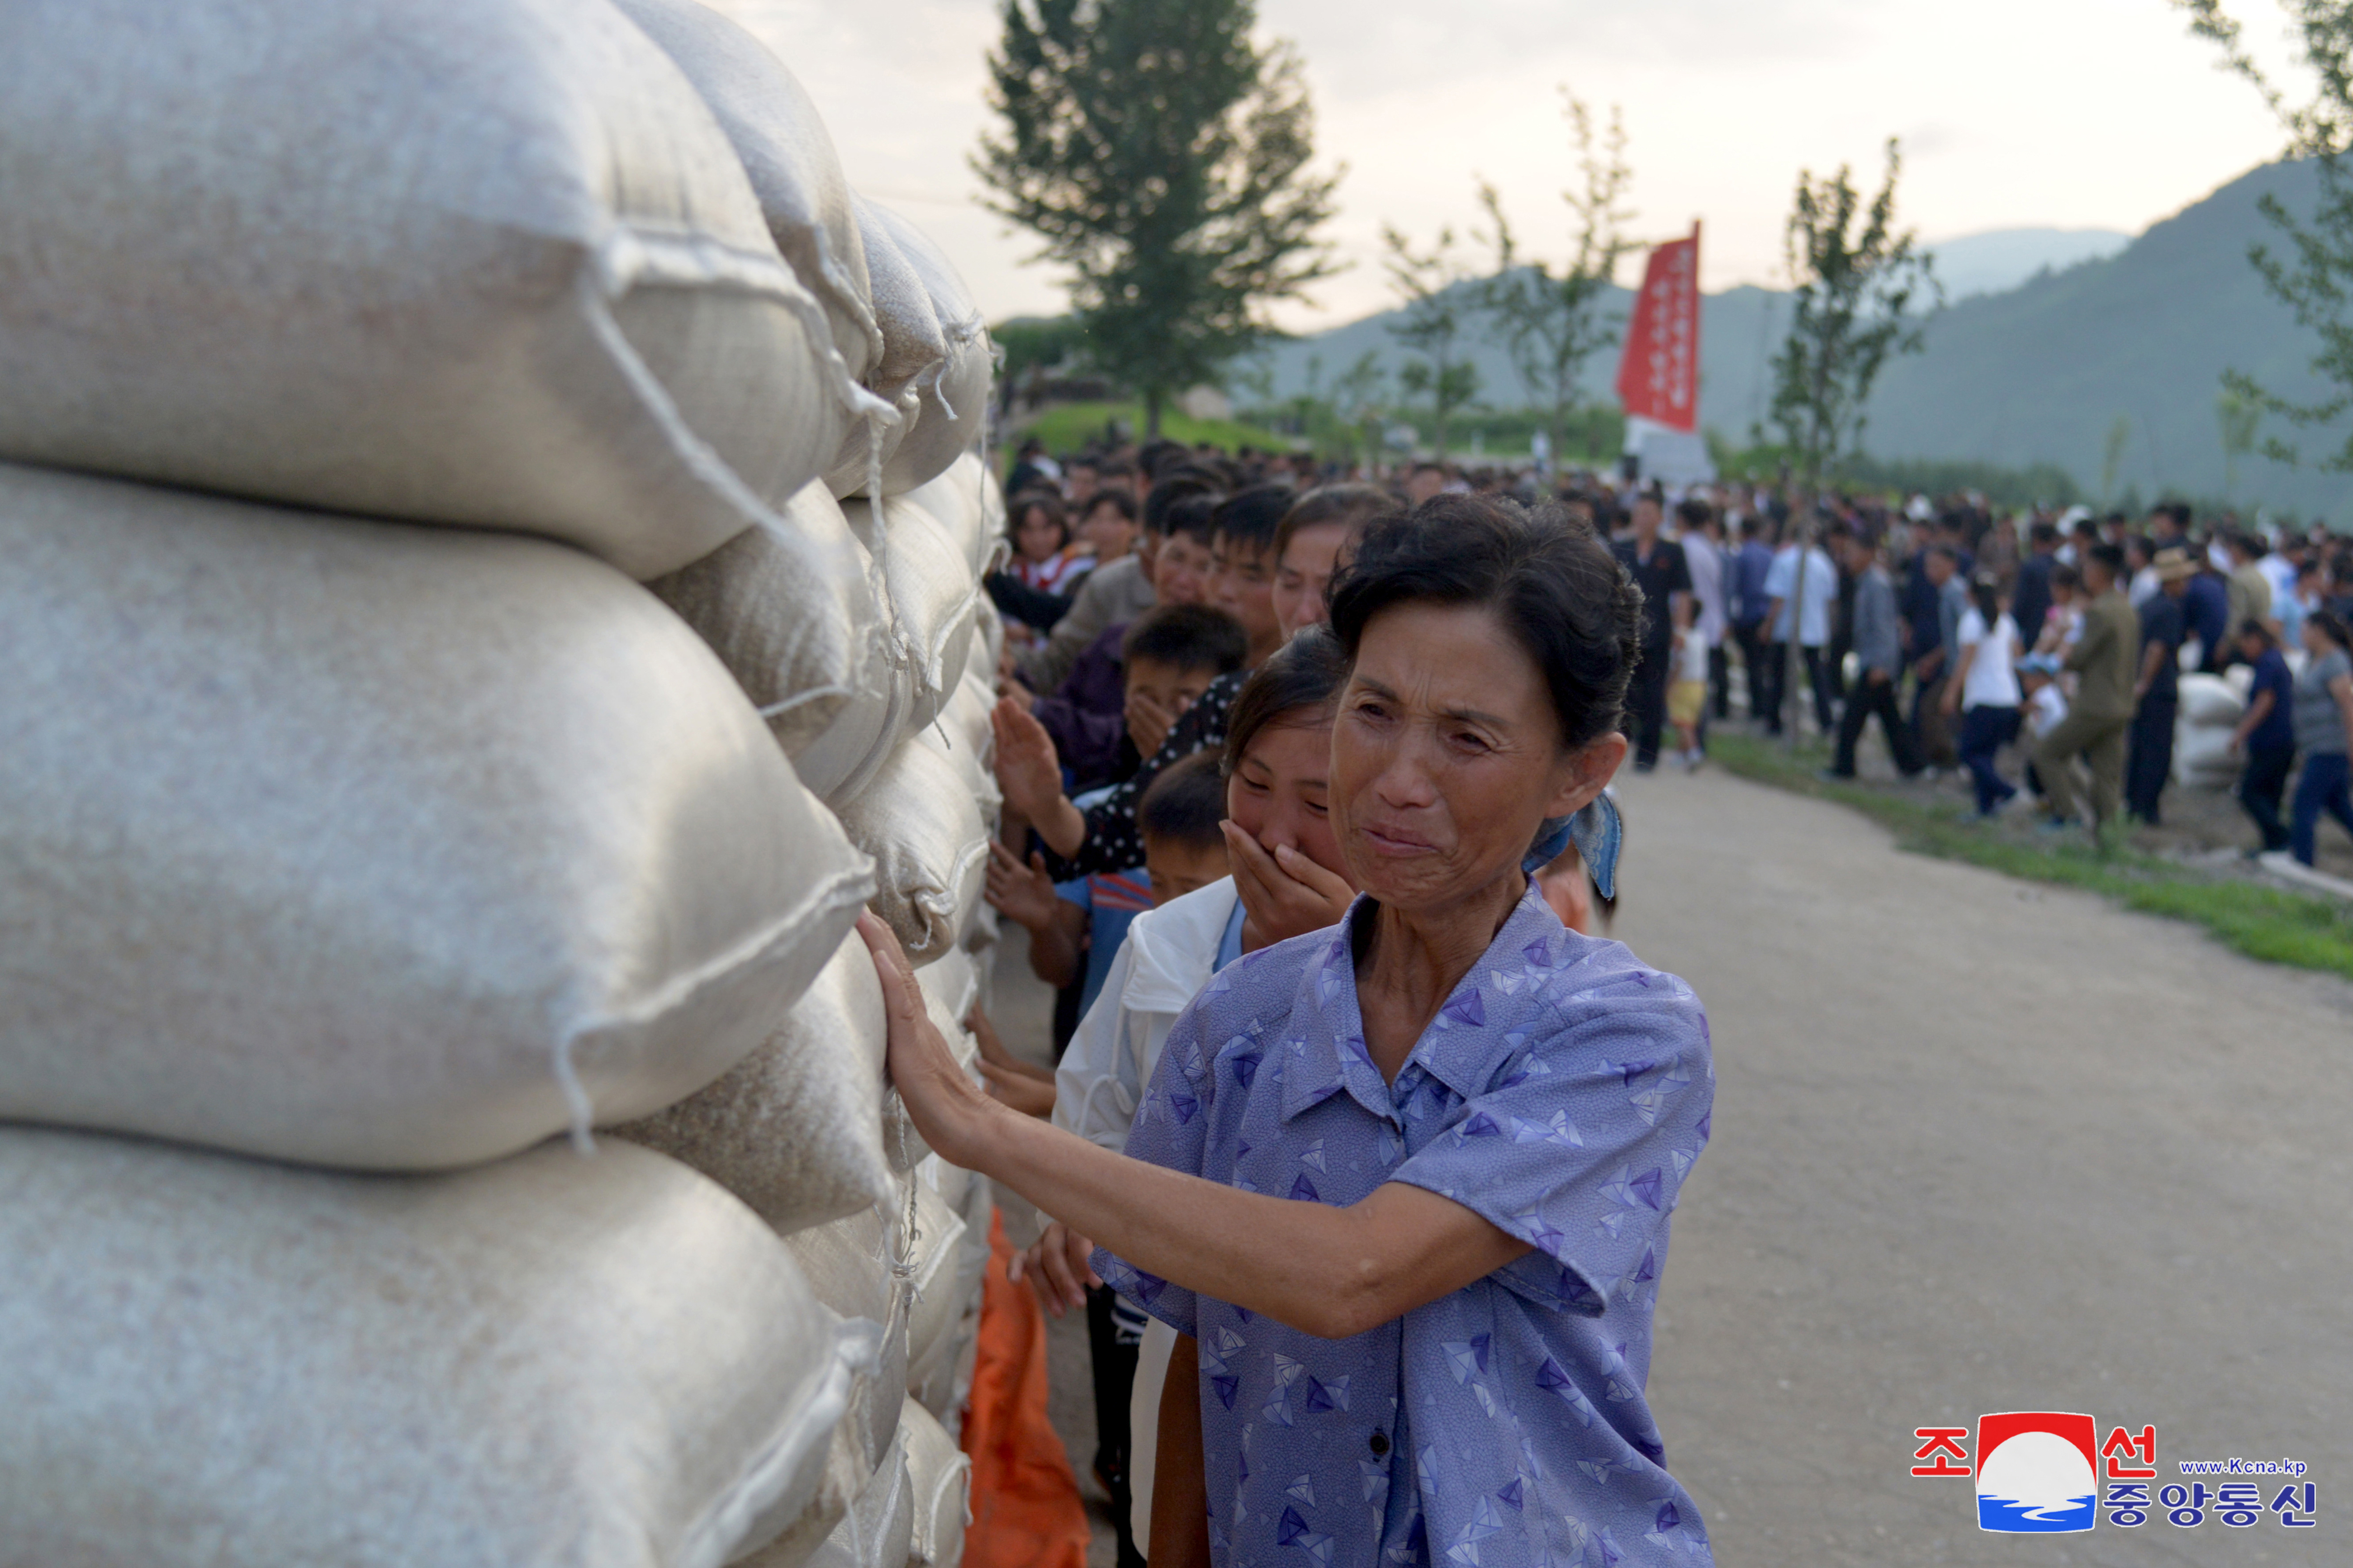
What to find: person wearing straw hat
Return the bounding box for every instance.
[2126,546,2197,824]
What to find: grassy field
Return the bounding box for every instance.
[1707,732,2353,982]
[1014,401,1289,460]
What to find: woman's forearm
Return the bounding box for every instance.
[1150,1335,1211,1568]
[939,1099,1525,1339]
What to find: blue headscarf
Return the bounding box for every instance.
[1521,791,1622,900]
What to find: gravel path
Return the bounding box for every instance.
[1614,764,2349,1566]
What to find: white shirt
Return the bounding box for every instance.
[1957,609,2022,709]
[1764,545,1837,647]
[1681,531,1729,646]
[2028,682,2069,738]
[1051,876,1240,1153]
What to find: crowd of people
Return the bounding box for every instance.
[912,431,2353,1568]
[993,437,2353,869]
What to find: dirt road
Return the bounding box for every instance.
[1613,765,2349,1566]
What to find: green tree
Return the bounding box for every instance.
[975,0,1341,436]
[1476,88,1637,472]
[1327,349,1391,469]
[2101,413,2133,502]
[1381,223,1483,459]
[2179,0,2353,470]
[2218,386,2261,493]
[1765,139,1939,483]
[991,315,1093,413]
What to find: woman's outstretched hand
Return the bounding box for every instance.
[1224,822,1354,948]
[856,911,995,1167]
[1006,1219,1100,1317]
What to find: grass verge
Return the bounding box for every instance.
[1013,401,1288,459]
[1707,732,2353,982]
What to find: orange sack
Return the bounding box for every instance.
[960,1210,1092,1568]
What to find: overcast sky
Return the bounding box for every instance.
[721,0,2300,332]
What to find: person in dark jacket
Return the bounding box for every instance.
[2126,548,2195,823]
[1828,530,1924,779]
[1609,493,1693,772]
[2011,521,2059,652]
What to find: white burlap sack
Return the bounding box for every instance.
[845,493,982,733]
[901,1403,972,1568]
[612,0,876,379]
[650,481,911,802]
[611,932,898,1236]
[901,455,1003,581]
[609,0,902,504]
[835,195,949,498]
[784,1206,911,1476]
[0,463,871,1170]
[801,1437,916,1568]
[921,669,1000,788]
[834,739,991,965]
[2180,672,2245,726]
[2174,719,2241,788]
[863,204,993,498]
[0,0,846,580]
[903,1181,971,1396]
[0,1129,873,1568]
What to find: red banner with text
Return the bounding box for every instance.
[1615,224,1702,432]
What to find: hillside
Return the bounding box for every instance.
[1245,166,2353,517]
[1865,161,2345,516]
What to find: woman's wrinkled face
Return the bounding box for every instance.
[1226,718,1346,878]
[1271,521,1350,641]
[1331,602,1609,913]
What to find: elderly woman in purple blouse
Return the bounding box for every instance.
[867,495,1714,1567]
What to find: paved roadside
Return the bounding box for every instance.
[1613,765,2351,1566]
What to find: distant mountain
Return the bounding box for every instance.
[1865,162,2345,517]
[1245,169,2353,517]
[1922,228,2129,301]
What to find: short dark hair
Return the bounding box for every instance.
[1142,471,1223,535]
[1082,490,1138,523]
[1273,483,1391,567]
[1209,483,1294,559]
[2237,618,2277,649]
[1137,751,1228,849]
[1222,627,1352,778]
[1328,496,1639,750]
[1675,498,1714,532]
[2029,522,2060,547]
[2087,543,2127,576]
[2052,563,2082,591]
[1158,493,1220,548]
[1122,603,1248,676]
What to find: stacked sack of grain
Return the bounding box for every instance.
[0,1,994,1564]
[2175,669,2251,789]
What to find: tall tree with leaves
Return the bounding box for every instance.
[1766,139,1939,483]
[1381,224,1482,459]
[976,0,1340,436]
[2180,0,2353,471]
[1477,88,1637,469]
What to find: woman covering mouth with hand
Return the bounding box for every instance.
[864,495,1713,1567]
